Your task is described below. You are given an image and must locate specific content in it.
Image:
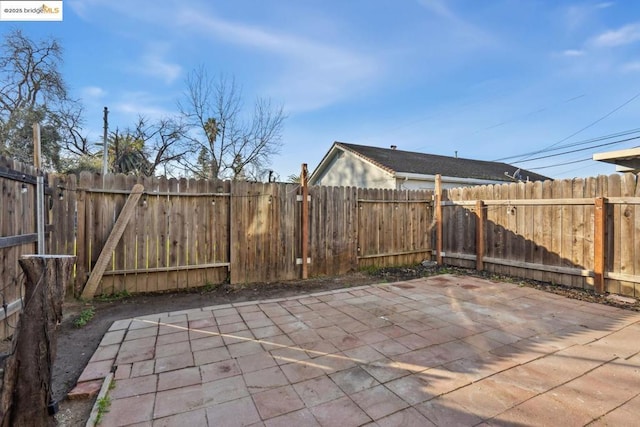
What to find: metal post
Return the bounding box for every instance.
[33,123,45,254]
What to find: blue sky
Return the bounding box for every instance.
[7,0,640,180]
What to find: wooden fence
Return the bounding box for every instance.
[438,173,640,297]
[0,157,44,339]
[357,188,434,268]
[58,172,435,297]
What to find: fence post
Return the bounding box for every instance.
[435,174,443,265]
[301,164,309,279]
[476,200,485,271]
[594,197,607,293]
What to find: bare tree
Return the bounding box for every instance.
[103,116,191,177]
[57,103,93,157]
[0,29,85,169]
[179,66,285,180]
[0,29,66,113]
[132,116,191,176]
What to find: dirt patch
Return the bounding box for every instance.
[51,265,639,425]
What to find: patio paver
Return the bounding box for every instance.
[73,274,640,426]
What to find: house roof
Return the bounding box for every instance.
[593,146,640,172]
[326,142,549,183]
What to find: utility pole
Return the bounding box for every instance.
[102,107,109,187]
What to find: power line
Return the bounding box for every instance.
[513,135,640,164]
[494,127,640,162]
[358,92,587,150]
[528,157,592,170]
[503,91,640,163]
[473,94,585,135]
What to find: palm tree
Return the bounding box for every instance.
[108,130,150,175]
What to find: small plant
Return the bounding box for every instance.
[95,395,111,424]
[200,281,220,293]
[73,307,95,328]
[95,289,131,302]
[359,265,382,275]
[95,379,115,425]
[438,266,454,274]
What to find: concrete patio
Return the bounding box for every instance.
[75,274,640,426]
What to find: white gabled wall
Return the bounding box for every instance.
[312,149,395,189]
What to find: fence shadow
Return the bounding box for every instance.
[441,176,640,298]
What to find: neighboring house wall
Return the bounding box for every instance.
[311,150,395,189]
[396,176,507,191]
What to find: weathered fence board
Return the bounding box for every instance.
[230,181,299,284]
[309,185,359,276]
[619,173,635,296]
[441,173,640,296]
[635,176,640,292]
[357,188,433,268]
[0,156,42,339]
[607,174,622,294]
[93,176,231,295]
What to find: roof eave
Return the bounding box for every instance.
[309,142,341,183]
[394,172,508,185]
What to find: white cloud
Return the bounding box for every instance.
[562,49,585,57]
[138,52,182,84]
[622,61,640,72]
[418,0,456,20]
[417,0,495,47]
[66,0,94,19]
[591,23,640,47]
[565,2,614,32]
[68,0,380,111]
[113,102,174,119]
[112,91,176,119]
[176,9,382,112]
[81,86,107,99]
[124,43,182,85]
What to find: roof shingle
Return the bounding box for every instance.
[337,142,549,182]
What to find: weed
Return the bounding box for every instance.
[95,378,115,424]
[359,265,382,275]
[95,395,111,424]
[73,307,95,328]
[200,281,220,293]
[438,266,455,274]
[95,289,131,302]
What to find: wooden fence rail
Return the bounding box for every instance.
[437,173,640,297]
[61,172,435,297]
